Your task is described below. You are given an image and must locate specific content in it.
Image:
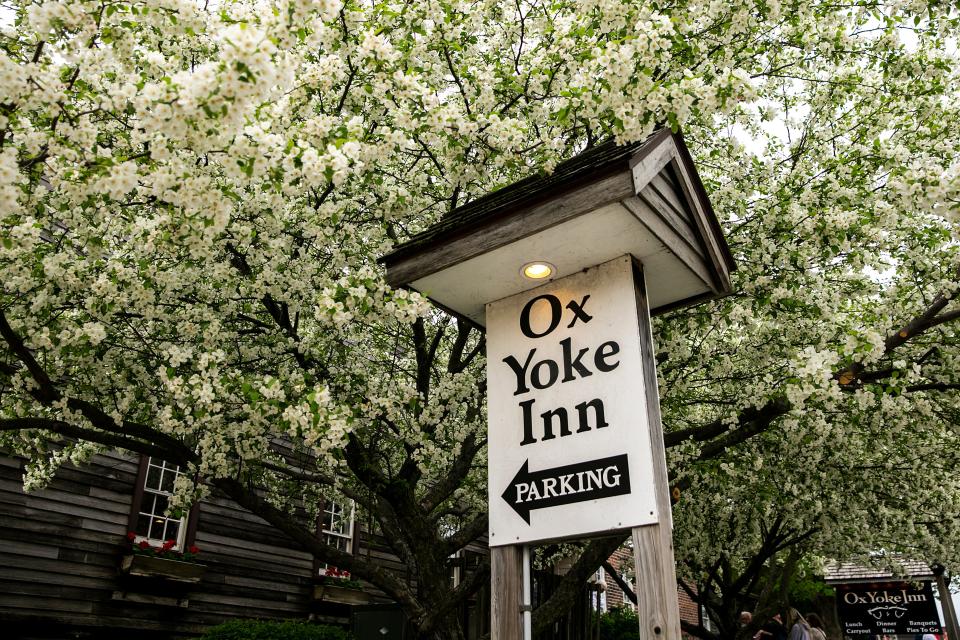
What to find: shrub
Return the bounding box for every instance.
[200,619,352,640]
[599,606,640,640]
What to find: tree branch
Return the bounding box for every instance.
[838,287,960,386]
[667,286,960,469]
[925,307,960,332]
[64,396,190,461]
[412,317,446,402]
[257,458,375,511]
[214,476,426,621]
[441,43,472,117]
[422,432,482,514]
[697,397,791,461]
[447,320,474,373]
[223,243,326,377]
[664,399,790,449]
[0,310,192,462]
[683,619,720,640]
[0,417,184,461]
[532,534,627,635]
[0,310,57,402]
[905,382,960,393]
[421,560,490,633]
[601,559,637,604]
[258,458,336,485]
[441,511,488,558]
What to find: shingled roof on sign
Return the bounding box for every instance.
[383,134,656,264]
[380,127,736,327]
[824,559,935,584]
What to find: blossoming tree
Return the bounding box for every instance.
[2,0,960,637]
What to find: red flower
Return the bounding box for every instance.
[162,539,176,550]
[126,531,137,541]
[138,540,151,550]
[320,567,350,580]
[188,545,200,554]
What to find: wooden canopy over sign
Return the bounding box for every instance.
[823,559,936,584]
[380,128,736,326]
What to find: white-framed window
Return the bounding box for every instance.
[596,567,608,612]
[321,498,354,554]
[700,604,713,632]
[620,574,636,611]
[133,457,187,550]
[450,549,462,588]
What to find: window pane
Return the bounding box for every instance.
[136,513,151,538]
[160,468,177,493]
[325,534,348,551]
[164,519,179,543]
[146,465,162,491]
[327,515,341,534]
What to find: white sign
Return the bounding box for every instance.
[487,255,660,546]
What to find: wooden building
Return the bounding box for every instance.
[0,451,418,638]
[1,449,704,640]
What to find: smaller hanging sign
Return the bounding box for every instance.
[835,581,943,637]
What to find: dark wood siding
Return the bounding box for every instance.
[0,452,362,638]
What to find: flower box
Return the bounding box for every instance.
[313,583,370,605]
[120,554,206,583]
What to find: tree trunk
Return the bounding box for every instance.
[417,609,467,640]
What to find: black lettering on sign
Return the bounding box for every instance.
[539,406,567,440]
[519,293,593,339]
[836,582,942,638]
[503,349,534,395]
[520,295,562,338]
[501,454,631,523]
[503,339,620,397]
[595,341,620,372]
[560,337,592,382]
[575,399,608,433]
[531,359,559,389]
[519,396,608,445]
[565,295,592,327]
[519,399,537,445]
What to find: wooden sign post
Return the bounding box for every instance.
[632,264,681,640]
[491,545,524,639]
[934,568,960,640]
[380,128,735,640]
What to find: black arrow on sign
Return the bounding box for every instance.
[501,454,631,524]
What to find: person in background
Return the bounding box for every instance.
[787,608,811,640]
[806,613,827,640]
[755,613,789,640]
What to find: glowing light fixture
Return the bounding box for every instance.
[521,261,555,280]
